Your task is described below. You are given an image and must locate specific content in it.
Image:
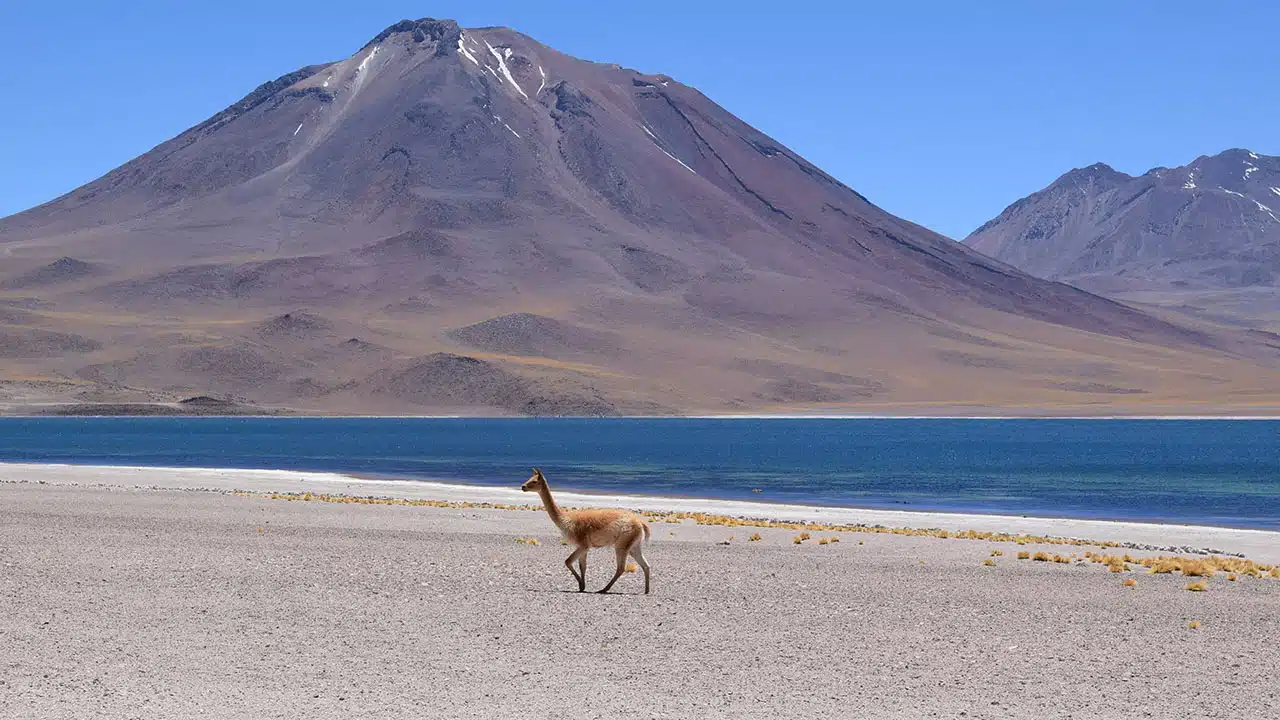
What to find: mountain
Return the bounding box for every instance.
[965,150,1280,326]
[2,19,1279,415]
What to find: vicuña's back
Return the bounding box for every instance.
[521,468,651,594]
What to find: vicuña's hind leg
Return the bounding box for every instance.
[629,540,650,595]
[564,547,587,592]
[598,534,638,594]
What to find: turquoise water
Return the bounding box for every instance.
[0,418,1276,529]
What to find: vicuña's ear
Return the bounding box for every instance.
[534,468,544,478]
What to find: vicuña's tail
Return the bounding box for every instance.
[642,521,651,541]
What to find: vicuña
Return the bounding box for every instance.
[521,468,651,594]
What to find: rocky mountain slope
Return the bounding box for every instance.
[965,150,1280,327]
[2,19,1279,415]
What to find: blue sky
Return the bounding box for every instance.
[1,1,1276,238]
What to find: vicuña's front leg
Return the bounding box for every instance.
[597,543,630,594]
[564,547,587,592]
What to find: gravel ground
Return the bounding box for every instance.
[2,483,1277,719]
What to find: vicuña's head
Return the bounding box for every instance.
[521,468,546,492]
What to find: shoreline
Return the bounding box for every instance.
[4,459,1275,532]
[6,461,1278,562]
[4,413,1280,420]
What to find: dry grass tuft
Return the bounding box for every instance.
[1032,552,1050,562]
[515,537,541,546]
[624,562,638,573]
[983,559,996,567]
[990,550,1004,557]
[1228,574,1237,582]
[1122,578,1137,588]
[818,537,832,546]
[748,533,762,542]
[1184,580,1208,592]
[1052,554,1071,564]
[792,532,810,545]
[1180,560,1215,577]
[1188,620,1201,629]
[1017,551,1031,560]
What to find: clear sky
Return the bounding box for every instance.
[1,1,1276,239]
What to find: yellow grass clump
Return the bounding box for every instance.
[1179,560,1215,577]
[793,532,810,545]
[1052,554,1071,564]
[1188,621,1201,629]
[1122,578,1137,588]
[515,537,540,546]
[748,533,762,542]
[983,559,996,567]
[990,550,1004,557]
[1017,551,1031,560]
[1228,574,1237,582]
[1185,581,1208,592]
[624,562,638,573]
[1032,552,1050,562]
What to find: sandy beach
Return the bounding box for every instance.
[2,464,1278,719]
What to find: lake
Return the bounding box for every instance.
[0,417,1276,529]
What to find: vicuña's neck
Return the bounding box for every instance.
[536,483,566,529]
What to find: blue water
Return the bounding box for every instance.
[0,418,1277,530]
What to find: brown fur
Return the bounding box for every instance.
[521,468,651,594]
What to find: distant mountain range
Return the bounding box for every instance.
[965,149,1280,326]
[2,19,1278,415]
